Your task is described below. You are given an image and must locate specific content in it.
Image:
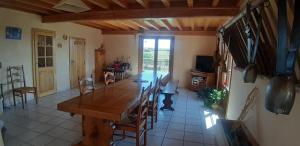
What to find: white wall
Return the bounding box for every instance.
[0,8,102,94]
[227,68,300,146]
[103,34,216,87]
[103,35,139,74]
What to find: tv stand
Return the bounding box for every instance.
[189,69,216,91]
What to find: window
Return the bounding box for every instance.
[139,36,174,75]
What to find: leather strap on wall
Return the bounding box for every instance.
[286,0,300,74]
[276,0,288,74]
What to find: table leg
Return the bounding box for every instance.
[160,94,174,111]
[74,116,114,146]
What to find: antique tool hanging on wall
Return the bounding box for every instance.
[215,32,229,73]
[265,0,300,115]
[243,3,263,83]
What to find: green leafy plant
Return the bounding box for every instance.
[198,87,229,112]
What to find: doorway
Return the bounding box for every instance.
[69,37,86,88]
[139,36,174,75]
[32,29,56,97]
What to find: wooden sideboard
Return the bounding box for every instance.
[189,69,216,91]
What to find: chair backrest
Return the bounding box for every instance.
[78,74,95,96]
[160,74,170,87]
[137,82,152,127]
[152,75,162,107]
[8,65,26,90]
[104,71,115,86]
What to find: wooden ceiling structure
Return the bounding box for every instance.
[0,0,242,35]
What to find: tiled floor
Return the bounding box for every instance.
[0,88,218,146]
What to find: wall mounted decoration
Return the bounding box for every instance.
[63,34,68,40]
[6,26,22,40]
[57,43,62,48]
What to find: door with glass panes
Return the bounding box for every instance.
[140,36,174,74]
[33,29,56,97]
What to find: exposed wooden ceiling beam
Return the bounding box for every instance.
[161,0,170,8]
[160,19,172,30]
[76,22,103,29]
[102,30,216,36]
[187,0,193,7]
[173,19,183,30]
[104,21,130,30]
[14,0,62,13]
[42,7,239,22]
[112,0,128,8]
[128,20,150,30]
[190,20,195,31]
[0,0,51,14]
[136,0,149,8]
[212,0,220,7]
[144,20,160,30]
[39,0,60,5]
[204,19,210,30]
[91,21,123,30]
[85,0,110,9]
[117,21,139,30]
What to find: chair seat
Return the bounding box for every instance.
[116,114,137,132]
[14,87,35,93]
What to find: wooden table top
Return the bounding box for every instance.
[57,71,168,122]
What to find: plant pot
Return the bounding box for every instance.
[212,103,220,110]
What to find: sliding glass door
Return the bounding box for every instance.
[139,36,174,74]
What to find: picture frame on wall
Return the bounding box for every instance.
[5,26,22,40]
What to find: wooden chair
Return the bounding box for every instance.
[77,74,95,136]
[8,65,37,109]
[78,74,95,96]
[160,74,170,87]
[114,82,152,146]
[148,76,162,129]
[104,71,115,86]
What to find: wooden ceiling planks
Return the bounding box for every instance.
[84,0,110,9]
[0,0,239,35]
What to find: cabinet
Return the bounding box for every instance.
[189,69,216,91]
[95,49,105,83]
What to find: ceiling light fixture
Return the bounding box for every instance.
[53,0,91,13]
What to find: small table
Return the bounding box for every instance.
[160,80,179,111]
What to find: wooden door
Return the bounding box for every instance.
[95,48,105,83]
[70,37,86,88]
[32,29,56,97]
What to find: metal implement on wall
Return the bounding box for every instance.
[265,0,300,115]
[243,2,263,83]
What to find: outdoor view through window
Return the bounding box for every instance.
[143,38,171,72]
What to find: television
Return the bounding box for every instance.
[195,56,215,72]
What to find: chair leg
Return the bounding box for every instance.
[155,108,158,122]
[122,130,125,140]
[82,116,85,136]
[144,124,147,146]
[136,132,140,146]
[24,93,27,103]
[12,91,16,106]
[34,88,38,104]
[151,114,154,129]
[21,94,24,109]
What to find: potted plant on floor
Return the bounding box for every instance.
[198,87,229,116]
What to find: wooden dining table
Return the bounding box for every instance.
[57,71,168,146]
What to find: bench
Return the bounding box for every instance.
[160,80,179,111]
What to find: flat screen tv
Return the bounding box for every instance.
[196,56,215,72]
